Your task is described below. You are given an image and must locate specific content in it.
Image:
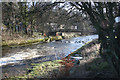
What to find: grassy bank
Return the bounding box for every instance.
[69,39,99,57]
[67,39,115,78]
[2,36,62,48]
[2,38,47,47]
[8,60,64,79]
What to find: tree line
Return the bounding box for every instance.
[2,2,93,37]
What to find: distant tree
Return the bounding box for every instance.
[2,2,18,34]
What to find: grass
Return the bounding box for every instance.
[9,60,63,79]
[49,36,63,41]
[68,39,98,57]
[70,39,110,72]
[2,36,63,48]
[67,39,113,78]
[2,38,47,47]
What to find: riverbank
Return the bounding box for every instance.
[9,60,64,79]
[67,39,116,78]
[4,38,116,79]
[68,39,100,57]
[2,31,95,48]
[2,36,63,48]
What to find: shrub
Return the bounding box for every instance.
[59,55,75,76]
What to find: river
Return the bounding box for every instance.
[1,35,98,78]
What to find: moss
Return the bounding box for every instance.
[49,36,62,41]
[2,35,63,48]
[2,38,48,48]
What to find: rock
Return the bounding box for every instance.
[55,39,61,41]
[57,36,62,40]
[75,40,81,43]
[82,41,85,43]
[51,47,55,49]
[65,41,70,43]
[70,56,83,60]
[37,46,40,49]
[78,41,81,43]
[62,36,65,39]
[75,60,80,64]
[75,54,79,57]
[75,41,78,43]
[46,38,51,42]
[75,54,83,57]
[27,69,32,74]
[70,41,74,43]
[52,40,55,42]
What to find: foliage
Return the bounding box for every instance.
[59,55,75,76]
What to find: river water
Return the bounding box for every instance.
[1,35,98,77]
